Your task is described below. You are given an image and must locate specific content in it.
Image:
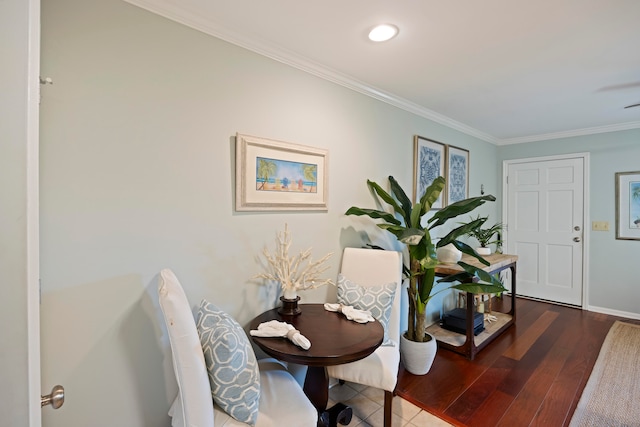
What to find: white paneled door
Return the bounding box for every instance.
[505,155,586,306]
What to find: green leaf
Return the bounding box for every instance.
[409,230,436,261]
[457,261,502,283]
[419,257,439,271]
[453,218,487,239]
[377,224,410,241]
[389,176,413,225]
[428,195,496,228]
[450,282,506,294]
[398,228,425,245]
[437,262,503,286]
[437,219,483,247]
[409,203,423,228]
[345,206,401,226]
[366,180,404,218]
[415,293,427,314]
[465,249,491,266]
[408,238,428,261]
[418,268,436,305]
[451,240,487,262]
[419,176,446,215]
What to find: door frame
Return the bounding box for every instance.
[1,0,40,424]
[502,152,590,309]
[27,0,41,424]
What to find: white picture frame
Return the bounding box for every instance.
[235,133,328,211]
[447,145,469,204]
[413,135,446,208]
[615,171,640,240]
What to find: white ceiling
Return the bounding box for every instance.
[126,0,640,145]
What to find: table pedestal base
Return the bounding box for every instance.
[319,403,352,427]
[304,366,329,414]
[305,367,354,427]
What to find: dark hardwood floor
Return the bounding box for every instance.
[396,296,640,427]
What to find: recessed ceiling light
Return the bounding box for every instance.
[368,24,399,42]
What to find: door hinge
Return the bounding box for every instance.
[39,76,53,104]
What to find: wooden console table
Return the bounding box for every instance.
[426,253,518,360]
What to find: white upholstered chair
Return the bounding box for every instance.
[157,269,317,427]
[327,248,403,427]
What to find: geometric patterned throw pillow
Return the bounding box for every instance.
[196,299,260,426]
[337,273,397,346]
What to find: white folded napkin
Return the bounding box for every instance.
[249,320,311,350]
[323,303,375,323]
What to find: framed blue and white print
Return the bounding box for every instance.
[413,136,446,208]
[615,171,640,240]
[447,145,469,204]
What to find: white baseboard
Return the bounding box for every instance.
[586,305,640,320]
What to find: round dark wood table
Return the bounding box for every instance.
[249,303,383,426]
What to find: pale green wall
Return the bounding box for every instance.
[39,0,499,425]
[498,131,640,315]
[35,1,640,425]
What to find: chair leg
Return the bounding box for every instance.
[384,390,393,427]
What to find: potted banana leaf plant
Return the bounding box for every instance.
[463,215,503,255]
[345,175,506,374]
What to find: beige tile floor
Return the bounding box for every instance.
[328,381,454,427]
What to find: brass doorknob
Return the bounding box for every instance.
[41,385,64,409]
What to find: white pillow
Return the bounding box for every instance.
[158,269,214,427]
[337,273,397,346]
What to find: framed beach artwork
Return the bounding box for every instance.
[235,133,328,211]
[413,136,446,208]
[446,145,469,204]
[615,171,640,240]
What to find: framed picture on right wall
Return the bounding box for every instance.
[447,145,469,204]
[615,170,640,240]
[413,136,446,208]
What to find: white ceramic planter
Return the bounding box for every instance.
[436,243,462,264]
[476,247,491,255]
[400,332,437,375]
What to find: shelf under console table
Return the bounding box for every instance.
[426,253,518,360]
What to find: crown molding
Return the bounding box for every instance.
[496,121,640,145]
[123,0,639,147]
[123,0,498,144]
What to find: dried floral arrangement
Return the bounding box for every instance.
[255,224,335,299]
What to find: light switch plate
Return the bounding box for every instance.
[592,221,610,231]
